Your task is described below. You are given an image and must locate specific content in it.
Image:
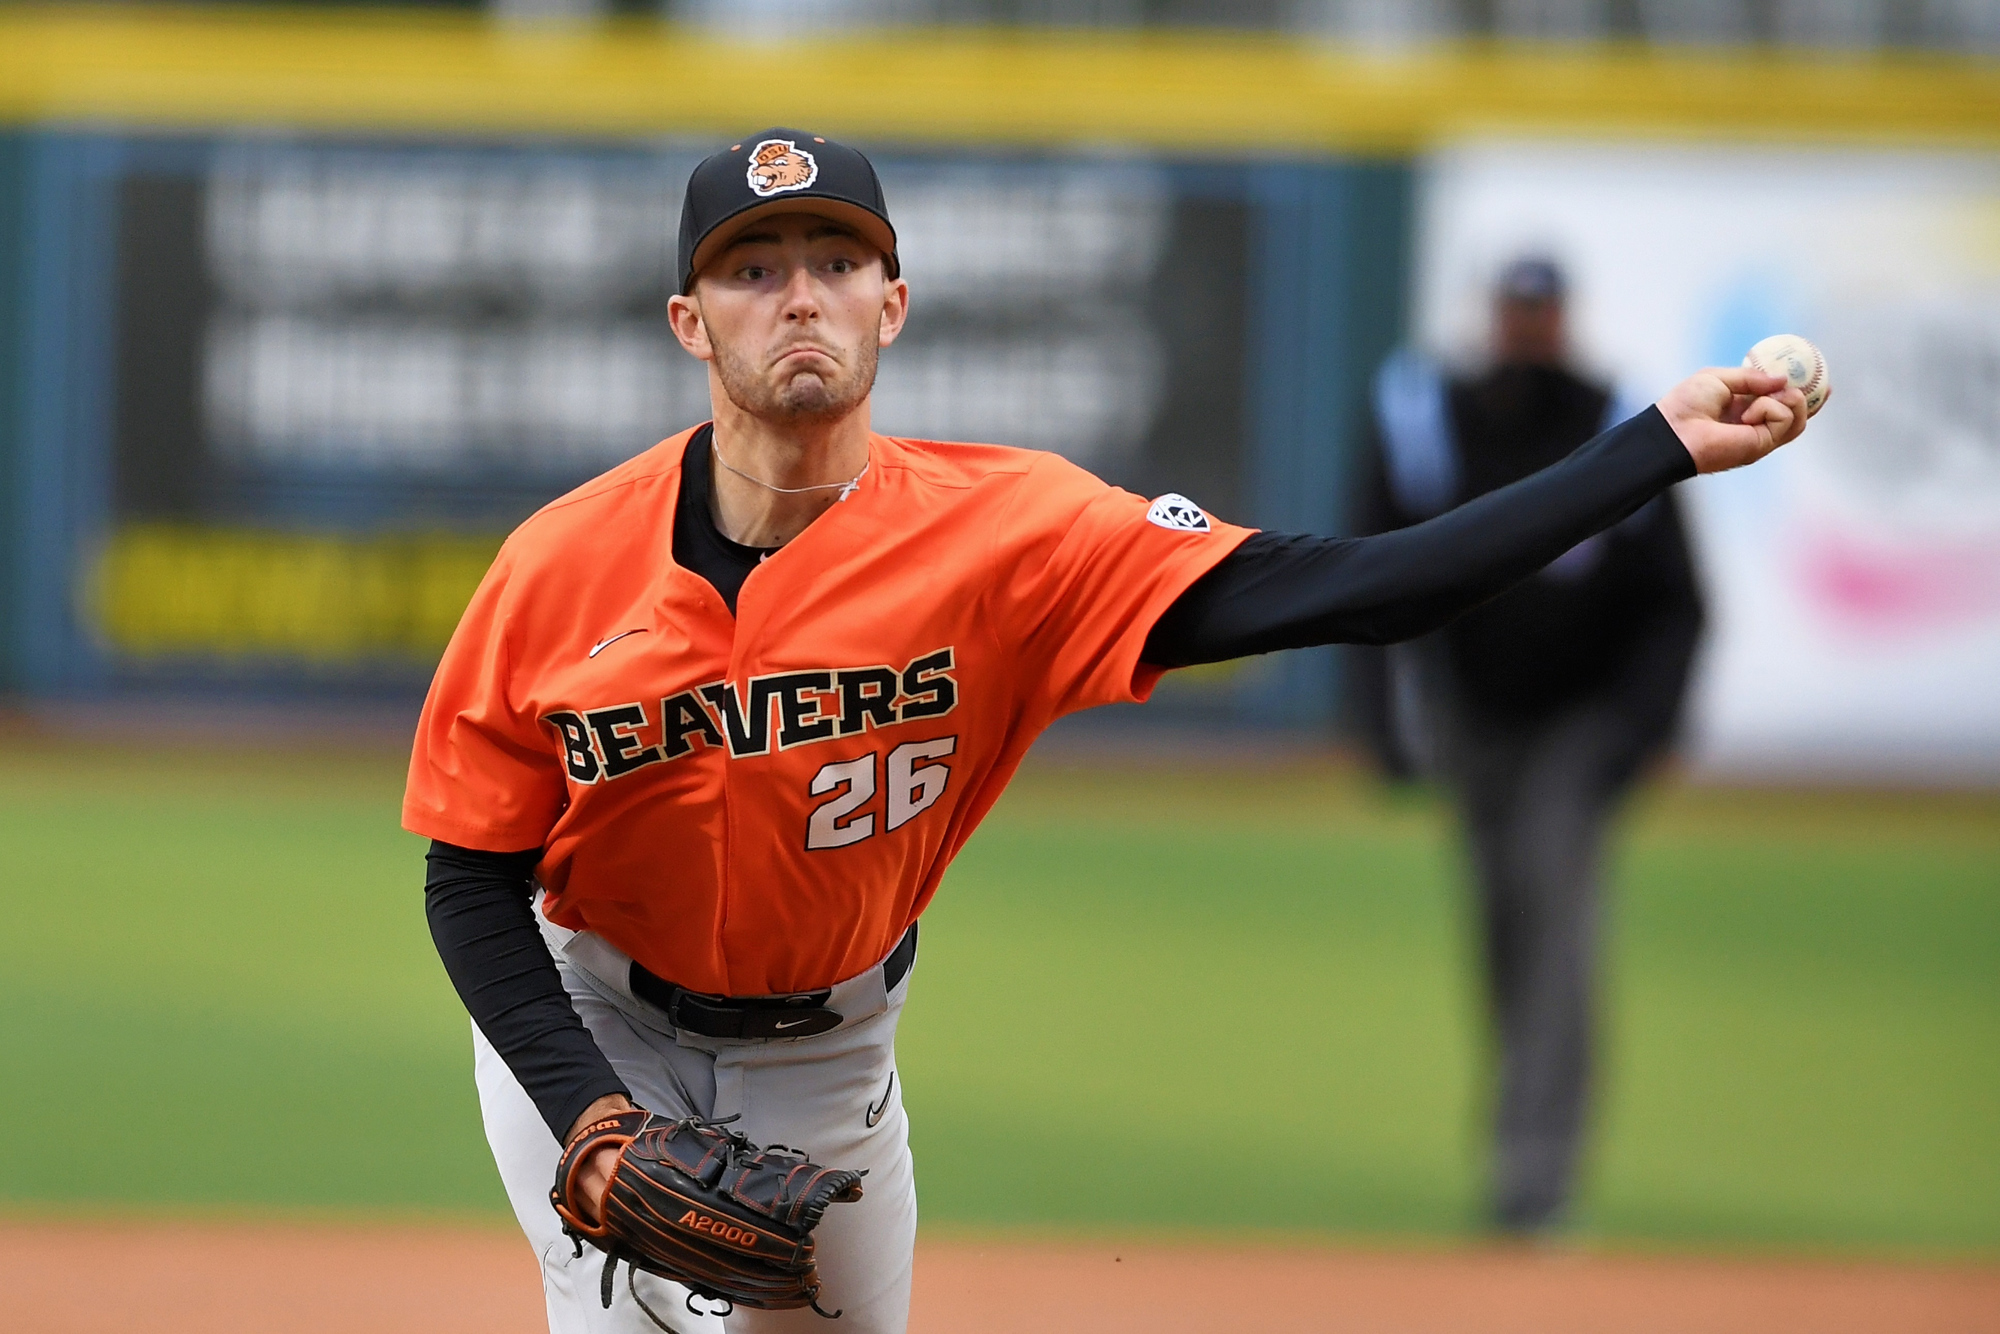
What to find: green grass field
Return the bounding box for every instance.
[1,739,1994,1255]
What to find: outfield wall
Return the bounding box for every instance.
[1,11,1996,772]
[0,127,1407,725]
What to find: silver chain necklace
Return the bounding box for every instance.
[711,439,869,502]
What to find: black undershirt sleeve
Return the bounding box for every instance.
[1144,407,1695,668]
[424,841,630,1141]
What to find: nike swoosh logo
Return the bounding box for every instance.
[772,1017,818,1030]
[587,629,648,659]
[865,1071,895,1128]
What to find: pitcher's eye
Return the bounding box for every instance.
[826,258,855,274]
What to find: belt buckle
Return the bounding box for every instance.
[753,995,842,1038]
[669,988,841,1040]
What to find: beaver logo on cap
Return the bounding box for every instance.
[746,139,819,197]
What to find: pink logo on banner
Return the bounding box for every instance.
[1796,527,2000,632]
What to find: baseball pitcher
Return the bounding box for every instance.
[404,129,1811,1333]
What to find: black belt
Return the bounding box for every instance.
[627,921,918,1041]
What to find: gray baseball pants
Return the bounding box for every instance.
[1438,698,1638,1231]
[474,912,918,1334]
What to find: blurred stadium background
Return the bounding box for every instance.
[1,2,1996,1329]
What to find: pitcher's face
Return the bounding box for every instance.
[670,212,909,427]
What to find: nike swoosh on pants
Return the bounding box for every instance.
[866,1071,896,1128]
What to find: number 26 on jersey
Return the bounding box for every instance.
[807,737,955,851]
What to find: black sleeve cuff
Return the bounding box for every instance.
[1634,404,1699,484]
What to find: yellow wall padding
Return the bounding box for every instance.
[2,7,1997,151]
[88,524,504,664]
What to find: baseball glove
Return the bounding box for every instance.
[551,1109,865,1323]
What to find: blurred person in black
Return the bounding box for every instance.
[1349,257,1706,1234]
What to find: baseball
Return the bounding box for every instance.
[1743,334,1830,417]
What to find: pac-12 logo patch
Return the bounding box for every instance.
[1147,493,1211,533]
[747,139,819,197]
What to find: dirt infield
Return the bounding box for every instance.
[7,1219,1997,1333]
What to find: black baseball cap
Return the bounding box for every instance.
[676,128,900,295]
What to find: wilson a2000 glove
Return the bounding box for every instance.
[551,1109,865,1322]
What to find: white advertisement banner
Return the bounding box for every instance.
[1414,141,2000,783]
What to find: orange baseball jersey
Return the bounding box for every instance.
[403,427,1251,996]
